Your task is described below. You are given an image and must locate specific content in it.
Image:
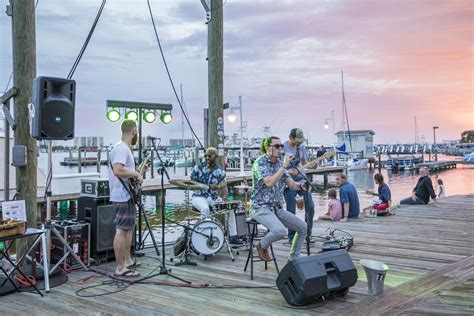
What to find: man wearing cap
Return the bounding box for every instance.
[283,128,317,244]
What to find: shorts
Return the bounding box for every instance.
[113,200,136,230]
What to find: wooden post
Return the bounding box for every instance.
[323,173,328,189]
[378,152,382,173]
[96,148,101,173]
[11,0,37,227]
[150,148,154,178]
[184,150,188,177]
[173,153,176,172]
[207,0,224,166]
[78,147,82,173]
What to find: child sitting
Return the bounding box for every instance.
[438,179,446,198]
[318,189,342,221]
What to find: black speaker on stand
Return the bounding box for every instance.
[276,249,358,306]
[32,76,75,140]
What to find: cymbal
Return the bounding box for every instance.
[169,179,209,190]
[235,184,253,190]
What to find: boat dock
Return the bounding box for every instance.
[2,194,473,315]
[418,161,458,171]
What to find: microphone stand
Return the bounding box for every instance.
[288,160,315,256]
[149,137,190,283]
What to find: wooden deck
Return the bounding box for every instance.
[2,195,473,315]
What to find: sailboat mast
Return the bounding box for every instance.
[414,116,419,145]
[180,83,185,146]
[341,70,353,152]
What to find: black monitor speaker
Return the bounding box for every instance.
[32,76,75,140]
[276,250,358,306]
[77,196,115,258]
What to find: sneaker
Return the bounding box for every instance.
[256,243,272,262]
[229,237,245,246]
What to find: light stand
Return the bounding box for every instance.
[44,140,88,277]
[149,137,191,281]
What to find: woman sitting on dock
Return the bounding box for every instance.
[366,173,392,213]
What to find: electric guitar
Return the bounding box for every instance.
[300,152,335,169]
[129,151,150,204]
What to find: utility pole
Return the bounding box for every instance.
[207,0,224,166]
[10,0,38,227]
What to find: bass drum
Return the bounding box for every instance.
[190,219,225,257]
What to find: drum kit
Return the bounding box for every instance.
[169,179,251,264]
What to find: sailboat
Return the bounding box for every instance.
[337,71,369,170]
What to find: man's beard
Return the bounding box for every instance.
[131,134,138,146]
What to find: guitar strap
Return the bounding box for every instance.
[109,158,136,205]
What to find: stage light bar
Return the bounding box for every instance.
[125,110,138,121]
[143,111,156,123]
[160,111,172,124]
[106,109,121,122]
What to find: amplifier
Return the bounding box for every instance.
[51,221,90,270]
[80,178,110,198]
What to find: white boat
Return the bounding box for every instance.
[346,157,369,170]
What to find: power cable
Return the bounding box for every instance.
[146,0,204,150]
[67,0,106,79]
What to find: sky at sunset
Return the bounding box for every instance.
[1,0,472,145]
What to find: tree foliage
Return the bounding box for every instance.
[460,130,474,143]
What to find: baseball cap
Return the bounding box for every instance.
[292,128,306,143]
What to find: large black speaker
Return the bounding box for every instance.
[276,250,358,306]
[77,196,115,258]
[32,76,75,140]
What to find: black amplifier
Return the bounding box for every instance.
[81,178,110,198]
[51,221,90,270]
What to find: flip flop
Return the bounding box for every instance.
[114,269,140,278]
[127,261,141,269]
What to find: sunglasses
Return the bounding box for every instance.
[204,154,216,158]
[271,144,284,150]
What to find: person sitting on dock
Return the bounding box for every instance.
[400,166,437,205]
[366,173,392,213]
[438,179,446,198]
[283,128,316,244]
[191,147,243,246]
[335,173,360,221]
[108,119,142,277]
[318,189,342,221]
[250,136,307,262]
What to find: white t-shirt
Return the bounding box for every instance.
[108,141,135,202]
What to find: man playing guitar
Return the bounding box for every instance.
[283,128,317,244]
[108,119,143,277]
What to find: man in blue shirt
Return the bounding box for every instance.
[335,173,360,221]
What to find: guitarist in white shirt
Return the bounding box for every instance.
[108,119,143,277]
[283,128,317,244]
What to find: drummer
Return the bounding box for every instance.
[191,147,244,246]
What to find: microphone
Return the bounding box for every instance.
[147,136,161,141]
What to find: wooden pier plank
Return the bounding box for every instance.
[1,195,473,315]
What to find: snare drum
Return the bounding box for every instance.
[190,219,225,257]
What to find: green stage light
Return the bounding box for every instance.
[143,111,156,123]
[125,110,138,121]
[106,109,121,122]
[160,111,172,124]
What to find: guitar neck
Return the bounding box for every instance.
[302,152,335,169]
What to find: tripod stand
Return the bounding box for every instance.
[149,137,190,283]
[44,140,88,290]
[174,187,197,266]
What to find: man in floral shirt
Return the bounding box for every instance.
[191,147,243,245]
[250,136,307,262]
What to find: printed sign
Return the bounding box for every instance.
[1,200,27,221]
